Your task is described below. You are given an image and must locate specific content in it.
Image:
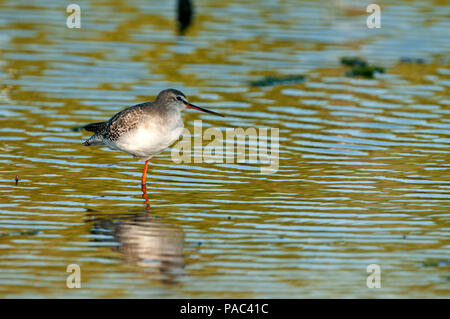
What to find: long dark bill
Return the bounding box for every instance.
[186,103,224,117]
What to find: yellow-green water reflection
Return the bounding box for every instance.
[0,0,449,298]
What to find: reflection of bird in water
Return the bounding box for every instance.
[82,89,223,200]
[177,0,194,35]
[116,220,184,278]
[90,213,184,283]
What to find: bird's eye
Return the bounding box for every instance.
[176,96,183,102]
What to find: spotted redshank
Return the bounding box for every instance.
[82,88,223,190]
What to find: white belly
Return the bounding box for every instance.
[112,122,184,160]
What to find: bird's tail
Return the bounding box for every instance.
[82,134,103,146]
[84,121,107,133]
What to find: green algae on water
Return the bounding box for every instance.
[249,74,306,87]
[340,57,385,78]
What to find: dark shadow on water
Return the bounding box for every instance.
[87,211,185,285]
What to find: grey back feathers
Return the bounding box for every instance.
[83,103,150,145]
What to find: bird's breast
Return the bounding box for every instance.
[114,117,184,158]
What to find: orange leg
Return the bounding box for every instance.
[141,160,150,211]
[141,160,149,186]
[142,184,150,211]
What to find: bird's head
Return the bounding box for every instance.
[156,88,224,117]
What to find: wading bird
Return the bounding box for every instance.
[82,89,224,192]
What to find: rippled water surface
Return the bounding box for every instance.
[0,0,449,298]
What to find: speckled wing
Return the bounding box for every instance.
[101,103,152,142]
